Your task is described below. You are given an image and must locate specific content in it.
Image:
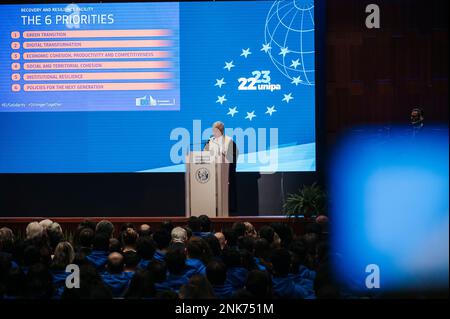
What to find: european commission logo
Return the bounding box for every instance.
[135,95,176,107]
[136,95,157,106]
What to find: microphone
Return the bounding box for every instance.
[189,141,208,152]
[205,135,219,150]
[206,135,215,142]
[189,136,213,153]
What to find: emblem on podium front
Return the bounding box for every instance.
[195,167,210,184]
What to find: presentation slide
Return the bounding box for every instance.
[1,3,180,111]
[0,0,316,173]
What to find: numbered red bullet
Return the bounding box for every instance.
[10,31,20,39]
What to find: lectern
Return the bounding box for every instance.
[185,151,229,217]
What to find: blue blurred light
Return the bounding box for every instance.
[330,126,449,294]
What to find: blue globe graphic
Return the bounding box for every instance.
[264,0,315,86]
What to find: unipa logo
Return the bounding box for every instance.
[238,70,281,92]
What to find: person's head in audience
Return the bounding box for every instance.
[92,233,110,252]
[316,215,329,225]
[316,240,330,266]
[73,250,87,266]
[184,227,193,240]
[136,236,156,260]
[258,225,275,245]
[153,229,171,252]
[73,221,94,247]
[222,248,241,269]
[38,219,53,230]
[187,216,202,233]
[302,232,319,266]
[304,222,322,237]
[0,227,15,254]
[25,263,54,298]
[271,222,293,248]
[47,222,64,251]
[171,227,187,244]
[179,275,215,299]
[106,252,124,274]
[121,227,138,252]
[244,222,257,238]
[289,239,308,273]
[95,220,114,238]
[147,260,167,283]
[238,236,255,252]
[254,238,271,261]
[77,227,94,249]
[26,222,44,240]
[26,236,51,266]
[245,270,273,298]
[214,232,226,250]
[109,238,122,253]
[186,237,212,265]
[204,235,221,258]
[273,232,282,247]
[78,220,96,231]
[119,222,136,234]
[165,248,186,276]
[161,220,174,234]
[222,228,238,248]
[231,222,246,238]
[271,248,291,278]
[315,215,329,234]
[240,249,257,270]
[138,224,152,237]
[259,226,281,248]
[51,241,75,270]
[23,245,41,267]
[124,269,155,299]
[206,260,227,286]
[198,215,212,233]
[123,250,140,272]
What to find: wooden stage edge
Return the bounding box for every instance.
[0,216,288,223]
[0,216,315,234]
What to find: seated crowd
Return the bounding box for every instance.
[0,215,338,299]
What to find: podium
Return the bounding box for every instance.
[185,151,229,217]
